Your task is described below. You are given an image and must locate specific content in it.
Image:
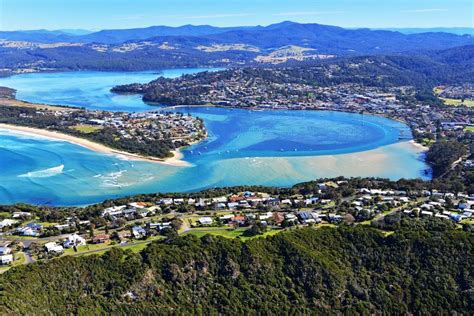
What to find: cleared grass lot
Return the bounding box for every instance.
[70,124,103,133]
[183,227,284,241]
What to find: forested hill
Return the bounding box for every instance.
[1,22,473,74]
[1,219,472,314]
[112,46,474,105]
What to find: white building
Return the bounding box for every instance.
[198,217,213,225]
[0,254,13,265]
[0,242,12,255]
[0,219,18,229]
[44,242,64,253]
[63,234,86,248]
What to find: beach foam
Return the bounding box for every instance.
[18,164,64,178]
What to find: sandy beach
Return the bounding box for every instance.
[0,123,191,167]
[408,139,429,151]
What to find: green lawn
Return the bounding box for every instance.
[433,87,474,107]
[464,126,474,132]
[35,221,59,227]
[121,243,150,253]
[12,252,26,267]
[63,242,113,255]
[66,235,165,257]
[433,87,444,95]
[439,97,474,107]
[70,124,103,134]
[184,227,285,241]
[4,235,39,241]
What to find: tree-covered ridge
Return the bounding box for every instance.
[1,219,472,315]
[1,22,473,76]
[426,141,468,177]
[112,47,474,107]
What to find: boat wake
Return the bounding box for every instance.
[18,164,65,178]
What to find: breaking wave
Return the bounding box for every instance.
[18,164,64,178]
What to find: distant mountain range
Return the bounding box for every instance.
[374,27,474,36]
[0,25,256,44]
[1,21,473,74]
[1,21,472,46]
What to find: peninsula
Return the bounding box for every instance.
[0,90,207,166]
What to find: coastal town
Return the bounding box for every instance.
[113,68,473,143]
[112,67,474,183]
[0,177,473,271]
[0,90,207,160]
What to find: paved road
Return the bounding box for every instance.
[23,252,35,264]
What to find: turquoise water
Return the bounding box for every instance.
[0,71,429,205]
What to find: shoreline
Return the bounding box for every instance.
[160,104,428,149]
[408,139,429,151]
[0,123,192,167]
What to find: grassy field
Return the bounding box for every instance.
[433,87,474,107]
[464,126,474,132]
[433,87,444,95]
[35,221,59,227]
[121,243,150,253]
[63,242,113,255]
[12,252,26,267]
[70,124,103,134]
[184,227,285,241]
[65,235,165,257]
[439,97,474,107]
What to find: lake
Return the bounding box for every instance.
[0,70,430,205]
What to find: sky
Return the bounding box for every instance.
[0,0,473,31]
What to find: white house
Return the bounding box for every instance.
[0,242,12,255]
[0,219,18,229]
[63,234,86,248]
[198,217,213,225]
[0,254,13,265]
[54,224,71,231]
[259,212,273,220]
[44,242,64,253]
[102,205,127,216]
[12,211,32,218]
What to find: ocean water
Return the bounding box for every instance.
[0,71,430,205]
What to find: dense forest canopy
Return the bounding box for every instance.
[0,218,472,314]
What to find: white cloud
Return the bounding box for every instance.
[400,8,448,13]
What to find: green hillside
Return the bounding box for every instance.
[1,218,472,315]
